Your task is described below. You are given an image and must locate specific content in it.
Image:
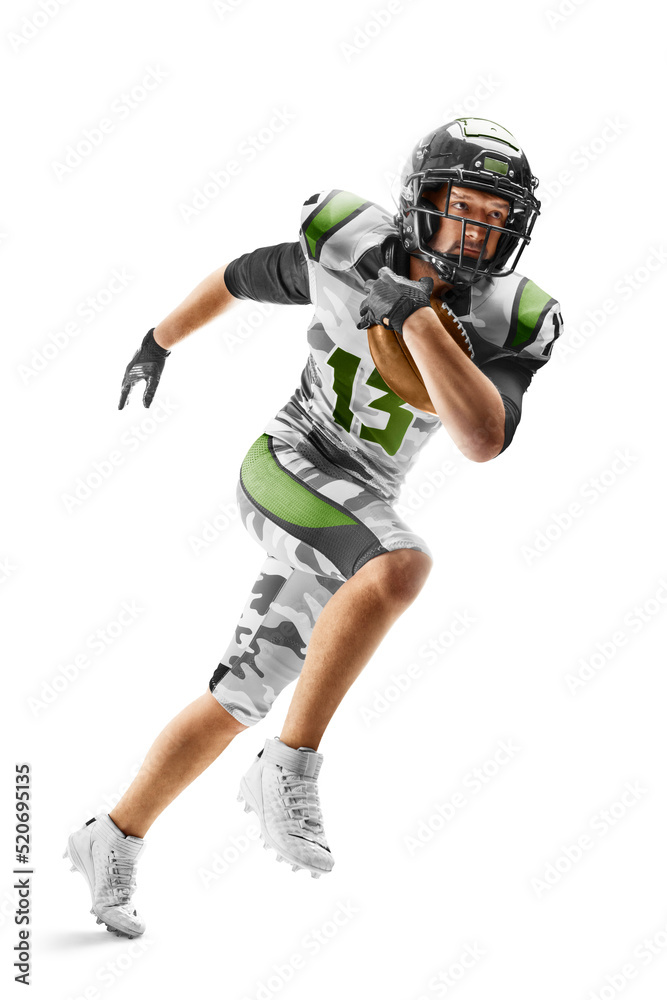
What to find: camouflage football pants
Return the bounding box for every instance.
[208,432,432,726]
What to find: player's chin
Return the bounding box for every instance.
[435,247,486,261]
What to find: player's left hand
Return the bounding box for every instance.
[356,266,434,336]
[118,328,170,409]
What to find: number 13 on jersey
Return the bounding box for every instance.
[326,347,414,457]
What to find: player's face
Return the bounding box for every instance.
[425,184,510,260]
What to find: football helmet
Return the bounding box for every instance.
[395,118,541,289]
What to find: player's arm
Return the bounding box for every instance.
[403,307,507,462]
[119,242,310,408]
[356,266,507,462]
[154,241,310,349]
[358,265,544,462]
[151,263,236,350]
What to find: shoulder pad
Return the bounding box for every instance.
[506,275,563,366]
[461,272,563,368]
[299,189,397,271]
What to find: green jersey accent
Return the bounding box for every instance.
[511,279,555,347]
[304,191,367,260]
[241,434,358,528]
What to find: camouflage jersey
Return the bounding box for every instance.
[225,189,564,505]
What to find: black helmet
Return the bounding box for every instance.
[396,118,541,289]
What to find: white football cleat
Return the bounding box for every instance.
[238,737,334,878]
[63,813,146,938]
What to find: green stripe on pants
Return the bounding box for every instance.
[240,434,358,528]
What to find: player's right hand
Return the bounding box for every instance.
[118,328,171,409]
[356,266,434,337]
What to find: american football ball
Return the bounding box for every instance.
[366,294,474,414]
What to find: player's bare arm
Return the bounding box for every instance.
[402,305,506,462]
[153,263,237,349]
[118,264,239,408]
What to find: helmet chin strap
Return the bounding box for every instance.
[410,247,492,290]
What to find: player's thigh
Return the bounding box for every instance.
[236,433,433,583]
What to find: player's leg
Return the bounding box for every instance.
[279,545,432,751]
[62,554,305,938]
[62,696,246,939]
[234,433,434,875]
[108,691,247,839]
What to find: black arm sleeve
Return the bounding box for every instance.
[479,358,536,455]
[224,241,311,305]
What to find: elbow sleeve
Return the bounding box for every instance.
[497,394,521,455]
[224,242,310,305]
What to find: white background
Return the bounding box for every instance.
[3,0,667,998]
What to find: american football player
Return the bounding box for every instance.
[64,118,563,937]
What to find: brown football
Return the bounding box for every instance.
[366,294,474,414]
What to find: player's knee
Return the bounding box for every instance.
[375,548,433,605]
[205,689,250,735]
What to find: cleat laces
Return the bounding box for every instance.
[107,849,138,904]
[280,772,325,841]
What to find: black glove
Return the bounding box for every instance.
[356,266,434,336]
[118,328,170,409]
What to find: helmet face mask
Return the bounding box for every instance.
[396,118,541,290]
